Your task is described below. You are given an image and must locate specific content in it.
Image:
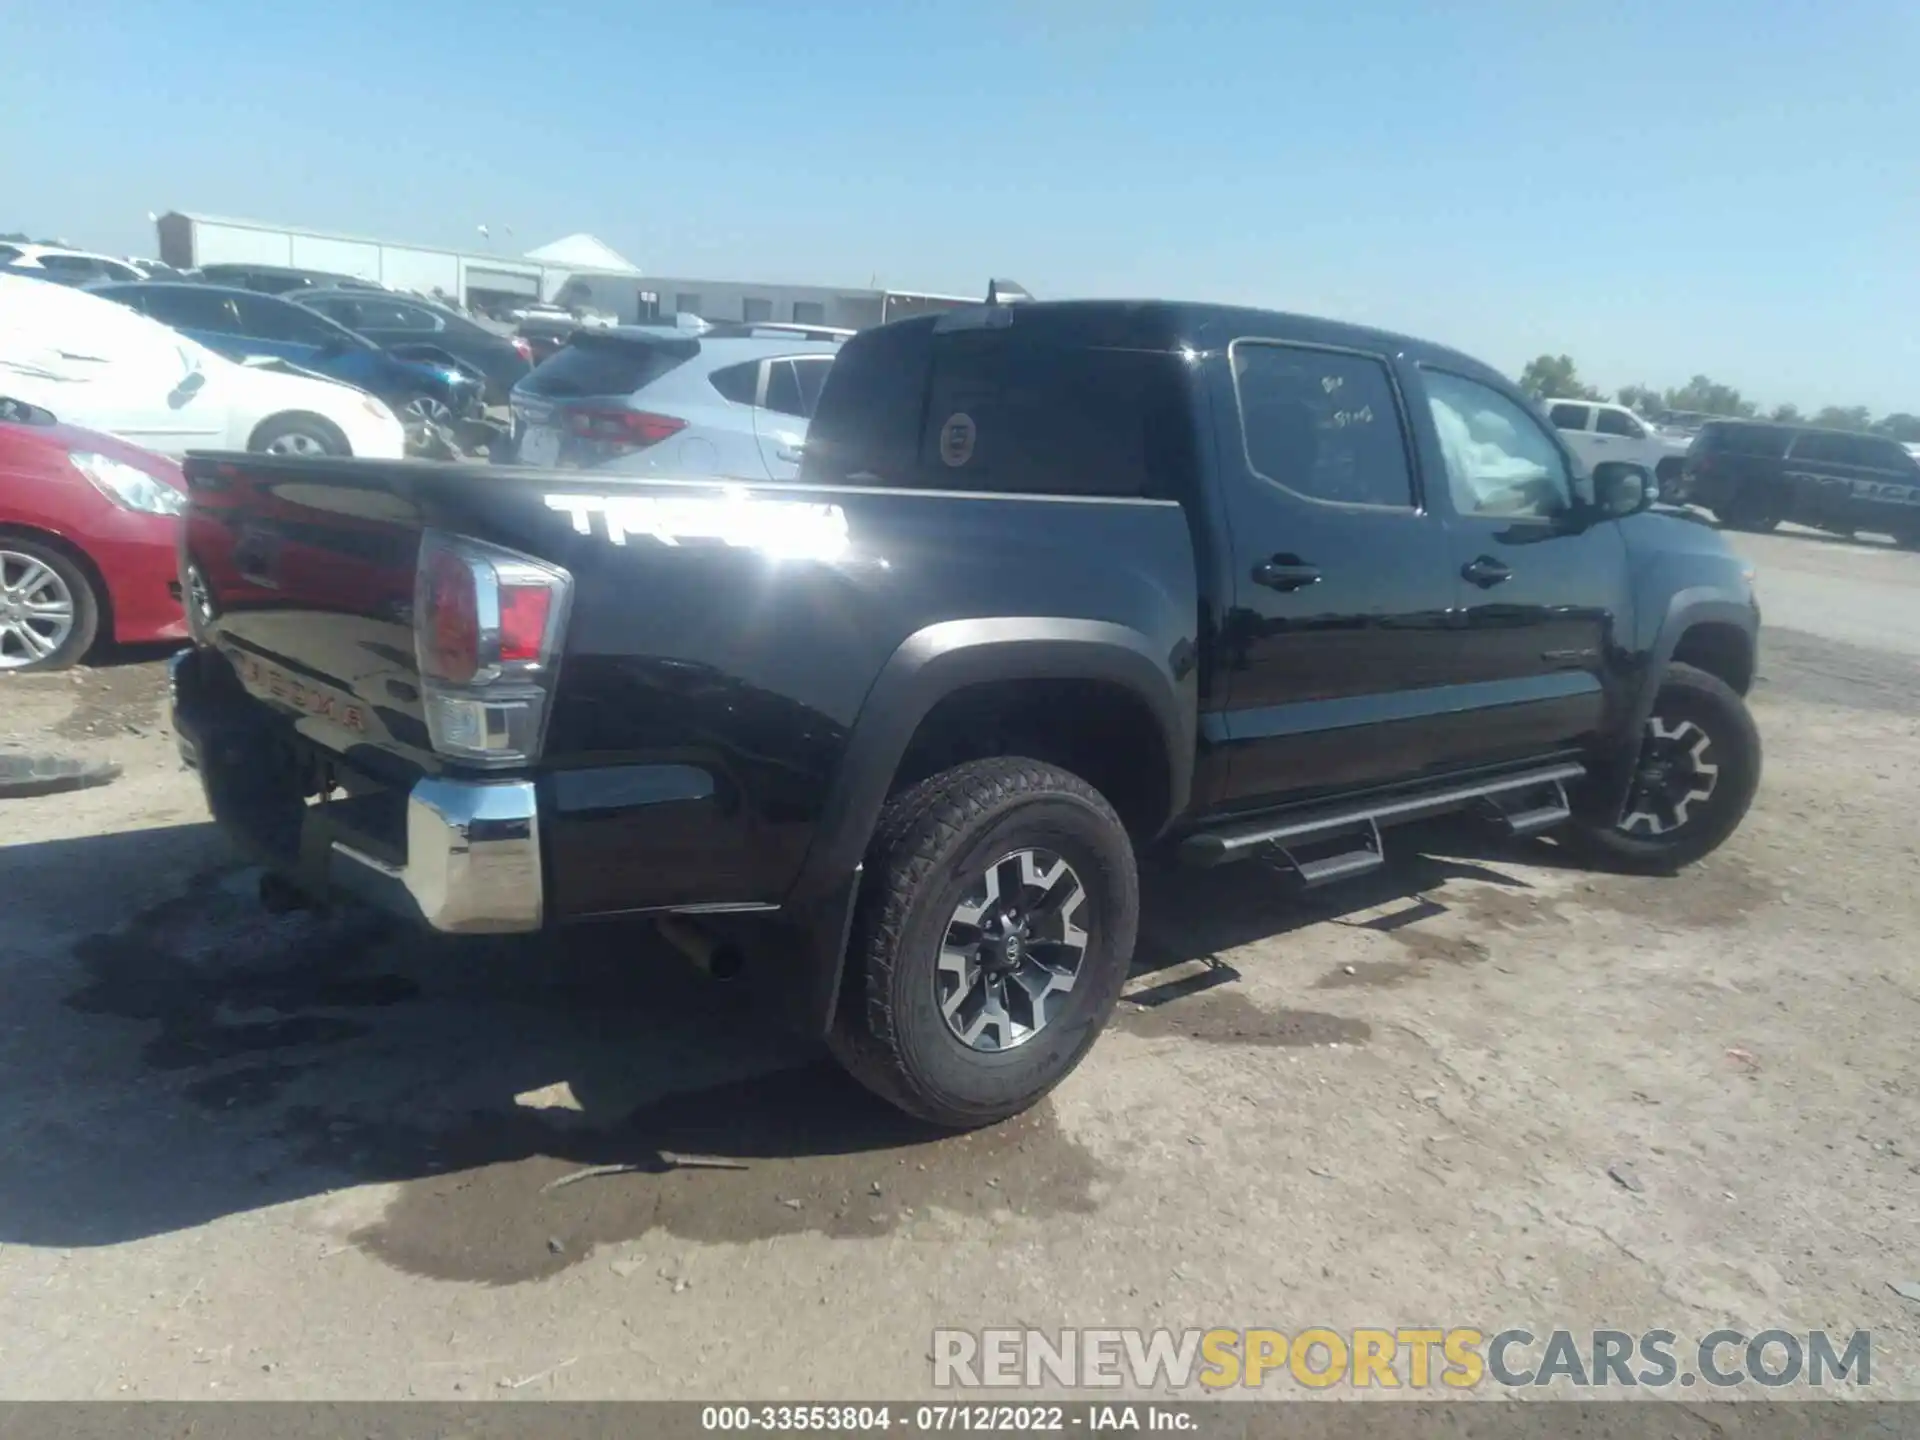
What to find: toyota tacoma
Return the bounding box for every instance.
[170,299,1763,1127]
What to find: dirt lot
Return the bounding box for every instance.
[1,524,1917,1400]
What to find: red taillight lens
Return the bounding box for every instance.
[564,408,687,448]
[413,532,573,768]
[513,336,533,361]
[498,583,552,663]
[422,545,479,683]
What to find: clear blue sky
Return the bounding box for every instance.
[5,0,1916,412]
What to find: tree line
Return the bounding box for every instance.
[1517,354,1920,444]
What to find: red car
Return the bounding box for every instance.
[0,404,188,671]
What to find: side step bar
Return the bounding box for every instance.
[1180,762,1586,869]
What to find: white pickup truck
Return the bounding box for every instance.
[1546,398,1692,501]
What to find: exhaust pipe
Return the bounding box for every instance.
[258,871,313,915]
[656,916,745,982]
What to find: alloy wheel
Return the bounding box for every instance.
[0,549,77,669]
[1619,714,1720,836]
[936,847,1090,1053]
[266,431,328,457]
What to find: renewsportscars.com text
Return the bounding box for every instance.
[932,1327,1873,1391]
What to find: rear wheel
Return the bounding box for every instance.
[251,414,349,457]
[1714,485,1784,533]
[0,538,99,673]
[1568,663,1760,873]
[829,757,1138,1128]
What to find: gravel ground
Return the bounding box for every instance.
[0,526,1916,1401]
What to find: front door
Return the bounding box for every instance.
[1209,338,1463,804]
[1411,366,1625,763]
[1547,400,1599,470]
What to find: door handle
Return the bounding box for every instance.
[1253,556,1322,592]
[1461,555,1512,587]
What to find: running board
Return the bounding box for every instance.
[1181,763,1586,868]
[1485,778,1573,837]
[1268,819,1385,889]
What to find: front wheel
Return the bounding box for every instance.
[1714,486,1784,533]
[828,757,1139,1128]
[251,414,349,457]
[0,539,99,673]
[1568,662,1761,873]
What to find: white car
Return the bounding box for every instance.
[509,328,841,480]
[0,275,406,459]
[0,243,144,286]
[1545,398,1692,500]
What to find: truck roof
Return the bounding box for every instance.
[915,299,1509,387]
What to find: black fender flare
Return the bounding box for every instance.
[1597,587,1758,817]
[791,616,1194,906]
[766,617,1194,1038]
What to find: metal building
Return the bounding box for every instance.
[154,211,976,328]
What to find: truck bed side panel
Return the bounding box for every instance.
[182,459,1197,919]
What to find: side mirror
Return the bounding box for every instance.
[1592,461,1653,518]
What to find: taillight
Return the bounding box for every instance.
[512,336,533,361]
[564,407,687,448]
[413,531,572,768]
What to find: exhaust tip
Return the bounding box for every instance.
[658,916,746,982]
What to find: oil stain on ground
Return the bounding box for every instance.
[1115,988,1370,1048]
[288,1063,1106,1286]
[51,662,171,740]
[64,874,414,1073]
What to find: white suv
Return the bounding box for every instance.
[1546,398,1692,501]
[508,328,841,480]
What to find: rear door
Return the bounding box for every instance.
[751,355,833,479]
[1209,337,1465,802]
[1785,431,1920,534]
[1412,366,1622,761]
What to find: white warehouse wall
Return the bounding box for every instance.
[287,235,381,279]
[194,221,294,266]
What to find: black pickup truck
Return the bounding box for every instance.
[170,299,1762,1127]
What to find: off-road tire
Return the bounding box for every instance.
[828,757,1138,1128]
[1567,662,1761,873]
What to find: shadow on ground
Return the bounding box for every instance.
[0,814,1592,1279]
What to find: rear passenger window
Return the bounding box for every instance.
[1548,403,1591,430]
[1595,408,1644,438]
[709,360,760,405]
[919,337,1193,497]
[1231,343,1414,507]
[764,360,807,417]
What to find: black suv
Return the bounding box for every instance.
[1685,420,1920,546]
